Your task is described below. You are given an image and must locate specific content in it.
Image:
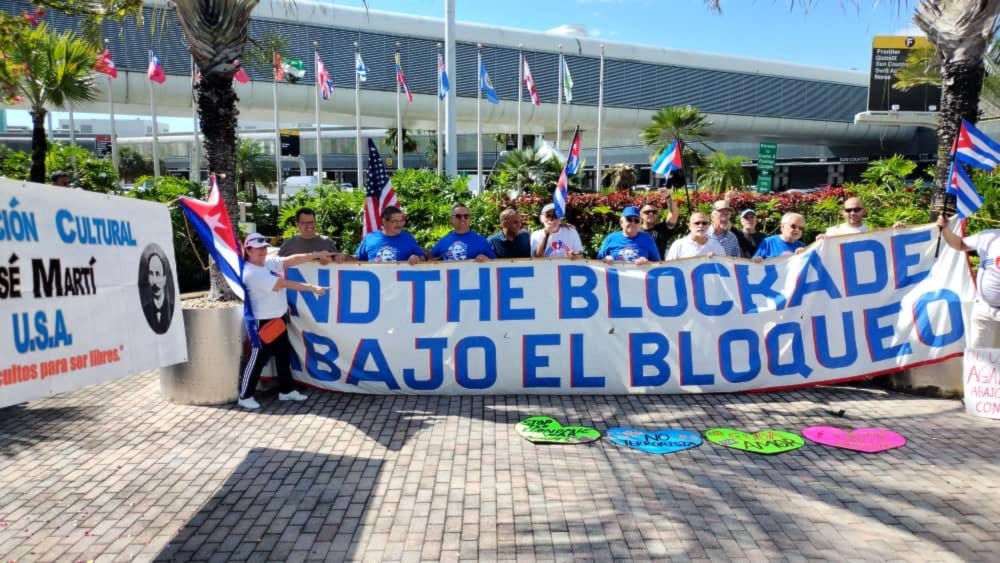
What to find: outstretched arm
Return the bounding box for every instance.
[936,215,971,252]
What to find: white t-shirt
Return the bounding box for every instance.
[530,227,584,258]
[665,236,725,260]
[243,256,288,319]
[964,229,1000,306]
[825,223,869,236]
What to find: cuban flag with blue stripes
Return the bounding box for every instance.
[652,139,683,176]
[946,163,985,219]
[553,127,581,218]
[952,118,1000,170]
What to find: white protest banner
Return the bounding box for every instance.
[280,224,974,395]
[0,179,187,408]
[964,348,1000,419]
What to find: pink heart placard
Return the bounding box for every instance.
[802,426,906,453]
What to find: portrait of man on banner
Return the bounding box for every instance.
[137,243,176,335]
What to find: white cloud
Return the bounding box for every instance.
[893,24,925,37]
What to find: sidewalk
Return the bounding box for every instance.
[1,372,997,562]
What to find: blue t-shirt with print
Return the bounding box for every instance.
[356,230,425,262]
[431,231,497,261]
[753,235,805,259]
[597,231,661,262]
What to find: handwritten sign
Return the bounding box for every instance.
[704,428,804,454]
[802,426,906,453]
[964,348,1000,419]
[514,416,600,444]
[607,427,702,454]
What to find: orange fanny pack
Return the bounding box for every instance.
[258,318,287,344]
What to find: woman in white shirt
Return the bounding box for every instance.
[238,233,330,410]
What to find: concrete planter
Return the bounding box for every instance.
[886,356,964,398]
[160,305,243,405]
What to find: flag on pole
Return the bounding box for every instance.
[147,51,165,84]
[652,139,684,176]
[952,118,1000,170]
[523,57,541,106]
[362,139,399,236]
[316,53,334,100]
[562,56,573,103]
[438,52,450,100]
[94,49,117,78]
[282,58,305,82]
[355,52,368,82]
[394,52,413,103]
[946,163,985,219]
[233,60,250,84]
[273,52,284,81]
[480,60,499,104]
[553,127,581,218]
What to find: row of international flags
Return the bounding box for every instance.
[92,47,576,105]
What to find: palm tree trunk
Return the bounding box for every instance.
[29,109,48,183]
[197,76,241,301]
[932,59,986,213]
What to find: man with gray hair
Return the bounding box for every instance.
[707,200,742,257]
[753,212,807,260]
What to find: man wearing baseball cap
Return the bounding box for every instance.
[531,203,584,259]
[736,208,766,256]
[707,200,742,257]
[597,206,661,264]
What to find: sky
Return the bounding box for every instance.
[4,0,922,130]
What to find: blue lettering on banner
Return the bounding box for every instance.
[628,332,670,387]
[303,331,340,381]
[812,312,858,369]
[523,333,561,388]
[892,231,931,289]
[337,270,380,323]
[455,336,496,389]
[766,322,813,378]
[913,289,964,347]
[692,263,733,316]
[864,301,912,361]
[735,264,785,314]
[607,269,642,318]
[410,338,447,390]
[496,266,535,321]
[558,265,598,319]
[447,268,491,322]
[841,240,888,296]
[718,329,760,383]
[570,333,605,388]
[347,339,399,389]
[54,209,136,246]
[286,267,331,321]
[12,309,73,353]
[645,267,687,317]
[679,331,713,386]
[0,198,39,242]
[789,251,842,308]
[398,269,441,323]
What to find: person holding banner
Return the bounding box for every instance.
[640,198,679,259]
[356,206,429,265]
[753,213,807,261]
[665,212,724,260]
[488,208,531,258]
[431,204,496,262]
[531,203,584,259]
[597,206,661,265]
[937,215,1000,348]
[279,207,347,264]
[238,233,331,410]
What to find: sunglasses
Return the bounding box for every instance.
[452,213,470,219]
[844,207,863,213]
[544,212,557,219]
[691,221,709,226]
[624,216,640,224]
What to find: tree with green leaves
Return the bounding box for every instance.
[235,138,277,200]
[117,146,153,184]
[384,128,418,158]
[641,105,712,162]
[860,154,917,191]
[695,152,749,194]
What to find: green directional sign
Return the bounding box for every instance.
[756,142,777,193]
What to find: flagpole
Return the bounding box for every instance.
[436,43,443,176]
[68,103,76,146]
[191,54,200,182]
[595,43,605,191]
[149,51,161,178]
[556,45,563,151]
[273,51,282,207]
[395,42,404,171]
[477,44,483,188]
[314,42,323,181]
[517,45,523,152]
[107,71,118,179]
[355,42,362,189]
[444,0,457,176]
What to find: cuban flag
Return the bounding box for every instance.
[394,52,413,103]
[523,56,540,106]
[652,139,683,176]
[438,53,450,100]
[316,53,334,100]
[952,118,1000,170]
[553,127,581,218]
[480,60,499,104]
[946,163,985,219]
[147,51,166,84]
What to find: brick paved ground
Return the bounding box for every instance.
[0,371,998,562]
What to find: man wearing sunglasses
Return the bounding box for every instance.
[531,203,584,258]
[279,207,347,263]
[597,206,661,265]
[664,212,725,260]
[639,197,679,259]
[431,204,496,262]
[753,212,807,261]
[825,197,869,237]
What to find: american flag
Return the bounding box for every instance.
[316,53,334,100]
[363,138,399,236]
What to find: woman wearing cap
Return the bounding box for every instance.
[238,233,332,410]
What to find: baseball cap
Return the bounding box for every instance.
[740,209,757,219]
[244,233,270,248]
[622,206,640,218]
[712,200,732,212]
[541,203,556,214]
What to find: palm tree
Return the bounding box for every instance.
[383,128,419,159]
[641,105,712,161]
[236,138,277,199]
[6,24,98,183]
[604,164,637,191]
[117,147,153,184]
[695,152,749,194]
[172,0,258,300]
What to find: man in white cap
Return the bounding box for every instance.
[707,200,742,257]
[736,208,766,257]
[531,203,584,259]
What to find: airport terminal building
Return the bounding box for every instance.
[0,0,937,189]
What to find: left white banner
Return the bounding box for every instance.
[0,179,187,408]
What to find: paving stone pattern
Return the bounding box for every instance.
[1,372,998,562]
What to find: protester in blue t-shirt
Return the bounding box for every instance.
[431,204,496,262]
[355,206,428,265]
[753,212,807,261]
[597,206,661,264]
